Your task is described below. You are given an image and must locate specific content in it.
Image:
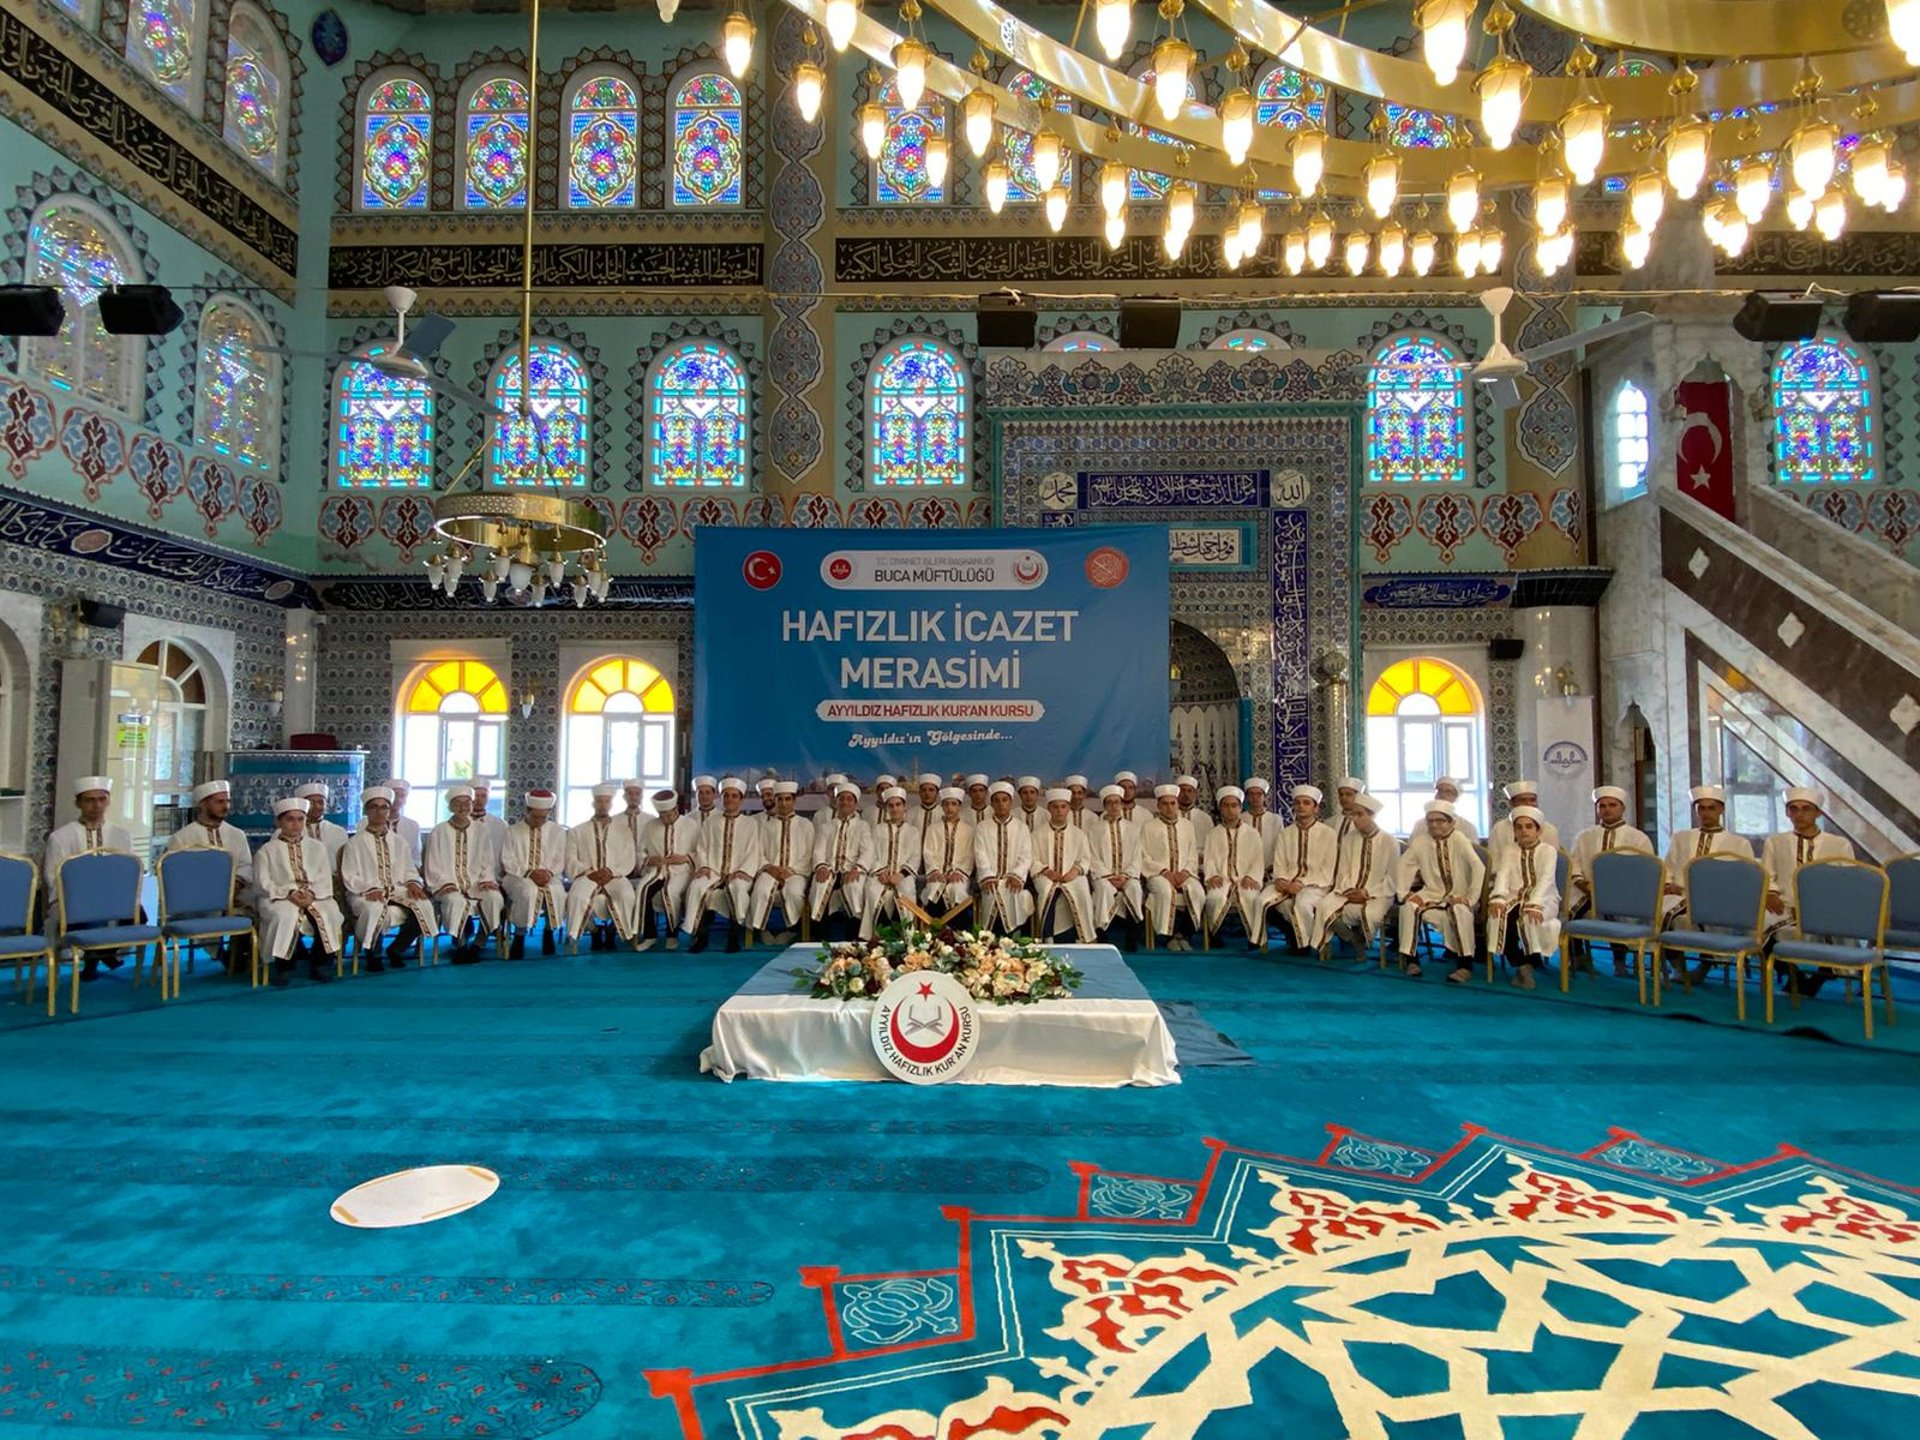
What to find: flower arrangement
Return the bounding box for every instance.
[792,924,1085,1005]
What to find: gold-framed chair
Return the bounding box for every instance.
[0,852,58,1016]
[55,850,163,1011]
[1766,859,1894,1040]
[1650,855,1769,1015]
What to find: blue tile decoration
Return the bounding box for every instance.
[1362,575,1513,609]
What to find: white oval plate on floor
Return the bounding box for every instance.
[331,1164,500,1228]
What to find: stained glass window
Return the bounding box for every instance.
[1127,64,1193,200]
[872,78,944,204]
[1367,334,1469,485]
[868,338,968,486]
[223,4,286,176]
[359,71,433,210]
[568,71,640,208]
[560,658,676,826]
[125,0,199,105]
[1385,105,1453,148]
[1042,332,1113,352]
[1772,337,1876,485]
[20,199,140,415]
[1601,57,1664,192]
[673,71,744,207]
[488,342,590,487]
[193,298,279,473]
[1002,70,1073,203]
[463,74,530,208]
[1612,381,1650,498]
[332,346,434,488]
[646,341,748,488]
[1255,63,1327,131]
[401,660,508,826]
[1208,329,1288,352]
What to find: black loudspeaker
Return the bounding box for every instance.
[0,284,65,336]
[1488,637,1526,662]
[1843,290,1920,343]
[1119,298,1181,349]
[976,292,1036,349]
[78,599,126,629]
[1732,291,1823,343]
[98,285,184,336]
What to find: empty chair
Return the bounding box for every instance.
[0,853,57,1016]
[157,849,256,994]
[1562,850,1666,1005]
[1886,854,1920,958]
[1651,855,1769,1016]
[56,851,164,1010]
[1767,860,1894,1041]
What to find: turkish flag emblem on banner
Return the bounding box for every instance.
[1675,379,1736,520]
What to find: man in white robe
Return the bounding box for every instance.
[254,798,345,985]
[45,774,138,979]
[340,786,437,969]
[468,781,511,873]
[1764,785,1858,997]
[911,773,944,857]
[1488,780,1562,862]
[1331,776,1365,849]
[687,777,763,953]
[868,775,897,829]
[809,783,873,930]
[1431,778,1481,843]
[919,789,975,921]
[1261,785,1339,951]
[1201,787,1266,946]
[385,777,422,866]
[1316,793,1400,959]
[750,781,814,940]
[753,776,778,817]
[1063,775,1093,829]
[1244,778,1284,851]
[1487,806,1562,989]
[964,774,992,829]
[860,789,919,940]
[163,779,255,912]
[1114,771,1152,826]
[499,789,567,958]
[1015,776,1046,842]
[691,775,720,829]
[565,782,637,950]
[1176,775,1214,853]
[1140,785,1204,950]
[635,789,700,951]
[1395,801,1485,980]
[424,786,505,962]
[973,781,1035,935]
[1663,784,1756,924]
[1567,785,1655,917]
[1033,790,1096,943]
[295,783,352,874]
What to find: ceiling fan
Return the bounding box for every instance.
[1465,286,1655,412]
[254,284,486,413]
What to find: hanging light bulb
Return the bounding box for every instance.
[425,553,448,587]
[1476,52,1534,151]
[963,89,995,157]
[1701,199,1728,246]
[1283,229,1307,275]
[1560,97,1611,185]
[1787,188,1815,230]
[1664,121,1712,200]
[1621,223,1651,269]
[1307,210,1333,269]
[1032,131,1063,192]
[1478,224,1504,274]
[1292,128,1325,198]
[859,100,886,161]
[507,556,533,592]
[1162,223,1187,260]
[1045,183,1070,231]
[1852,135,1892,207]
[1629,167,1665,231]
[824,0,861,53]
[1344,230,1371,275]
[1881,161,1907,213]
[1455,228,1483,276]
[1105,210,1128,249]
[892,37,929,112]
[1221,87,1255,167]
[1548,227,1576,270]
[1719,211,1750,257]
[1416,0,1475,87]
[985,157,1009,213]
[1222,226,1245,270]
[794,61,825,124]
[926,135,950,191]
[1735,157,1773,224]
[1167,181,1196,237]
[1152,36,1194,121]
[1411,226,1438,276]
[1236,198,1265,254]
[1788,116,1840,198]
[1364,151,1400,219]
[1891,0,1920,62]
[657,0,680,21]
[1096,0,1133,61]
[1100,159,1129,218]
[1816,185,1848,241]
[480,575,501,604]
[1447,168,1480,232]
[1378,222,1407,277]
[721,8,754,79]
[1535,171,1569,238]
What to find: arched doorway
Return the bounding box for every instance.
[1169,621,1240,791]
[135,638,220,806]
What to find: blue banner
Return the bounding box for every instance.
[694,527,1169,780]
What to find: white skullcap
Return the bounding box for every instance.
[447,786,474,803]
[1065,774,1089,789]
[1244,777,1271,792]
[294,783,327,799]
[1505,779,1539,799]
[1154,784,1181,799]
[1293,784,1324,804]
[1044,787,1072,803]
[756,776,777,790]
[1425,800,1457,818]
[939,787,964,801]
[1689,784,1726,803]
[470,778,492,791]
[1509,804,1545,824]
[1115,770,1138,783]
[1017,775,1041,790]
[876,773,896,785]
[917,772,941,786]
[825,773,849,786]
[525,789,555,807]
[966,773,990,787]
[832,782,860,798]
[1592,785,1629,803]
[1100,784,1124,800]
[881,786,907,802]
[1176,774,1199,788]
[1216,785,1245,803]
[720,776,747,794]
[381,777,408,789]
[1336,776,1364,792]
[191,780,229,802]
[988,780,1016,798]
[1354,793,1385,814]
[1785,786,1824,807]
[1435,776,1460,790]
[774,781,800,796]
[362,786,395,805]
[591,782,619,799]
[692,774,717,789]
[272,797,306,817]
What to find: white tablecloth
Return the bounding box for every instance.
[700,945,1180,1087]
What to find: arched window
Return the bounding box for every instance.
[136,639,211,802]
[125,0,204,108]
[867,337,968,486]
[1127,61,1193,199]
[871,77,945,204]
[645,340,748,488]
[1255,62,1327,132]
[222,3,289,177]
[1367,334,1469,485]
[193,296,279,473]
[358,69,434,210]
[567,69,641,208]
[1001,69,1073,203]
[331,345,434,488]
[1384,104,1453,148]
[1611,380,1650,499]
[461,70,530,209]
[1207,329,1289,352]
[19,198,142,417]
[487,342,590,487]
[1365,656,1486,837]
[672,70,745,207]
[559,657,676,825]
[1772,336,1876,485]
[1043,332,1113,353]
[400,659,508,824]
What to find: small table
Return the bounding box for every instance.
[700,945,1180,1087]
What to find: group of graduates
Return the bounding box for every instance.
[44,760,1856,991]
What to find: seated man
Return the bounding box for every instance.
[1395,800,1485,983]
[1316,793,1400,959]
[1662,783,1755,926]
[919,788,975,920]
[1032,789,1096,943]
[860,787,919,940]
[1430,777,1480,842]
[1567,785,1655,918]
[340,785,437,970]
[809,782,873,932]
[1088,785,1144,942]
[635,788,700,951]
[1488,780,1561,861]
[565,782,638,951]
[1487,805,1562,990]
[164,779,255,909]
[972,781,1034,936]
[500,789,568,958]
[750,781,813,942]
[686,777,762,954]
[1260,784,1337,952]
[254,797,345,986]
[1763,785,1856,997]
[1140,785,1204,951]
[295,782,353,875]
[424,786,505,964]
[1202,786,1267,947]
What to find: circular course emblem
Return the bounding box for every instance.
[870,971,980,1084]
[1542,740,1590,775]
[743,549,782,590]
[1085,546,1129,588]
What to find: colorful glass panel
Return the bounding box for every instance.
[1002,70,1073,203]
[333,347,434,488]
[1127,66,1194,200]
[1367,334,1468,485]
[568,74,639,207]
[571,659,673,713]
[127,1,196,101]
[222,11,283,171]
[873,79,944,204]
[1366,657,1477,716]
[1255,64,1326,130]
[1043,332,1113,353]
[464,76,530,208]
[647,341,747,488]
[869,339,967,486]
[1385,104,1452,148]
[490,343,590,487]
[361,76,432,210]
[1772,338,1875,485]
[194,301,278,472]
[23,203,135,412]
[408,660,507,714]
[1208,330,1286,352]
[1612,381,1650,497]
[673,72,744,206]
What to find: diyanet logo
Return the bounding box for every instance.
[870,971,980,1084]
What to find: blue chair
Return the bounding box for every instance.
[1651,855,1769,1016]
[156,849,255,997]
[56,851,163,1010]
[0,853,57,1016]
[1885,854,1920,958]
[1767,860,1894,1040]
[1563,850,1666,1005]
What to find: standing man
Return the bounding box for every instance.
[1487,806,1562,989]
[1033,789,1096,943]
[690,775,720,827]
[1176,775,1214,853]
[424,786,505,963]
[1244,778,1284,851]
[1568,785,1655,916]
[1332,776,1366,847]
[686,777,762,953]
[163,779,254,908]
[564,782,637,951]
[635,788,700,951]
[1395,800,1485,982]
[974,781,1034,936]
[1316,793,1400,960]
[1015,776,1046,840]
[1663,784,1755,924]
[1114,771,1150,825]
[912,773,944,854]
[295,783,352,872]
[1202,786,1267,947]
[1431,778,1480,842]
[1140,785,1204,951]
[1489,781,1562,861]
[1261,785,1338,952]
[340,785,436,970]
[499,789,567,958]
[919,787,975,919]
[809,782,873,932]
[1088,785,1144,942]
[1763,785,1856,996]
[869,775,897,828]
[1064,775,1093,828]
[750,781,813,942]
[860,787,919,940]
[385,777,422,865]
[45,775,136,978]
[964,774,992,828]
[254,797,344,986]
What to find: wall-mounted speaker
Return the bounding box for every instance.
[976,292,1036,349]
[78,599,127,629]
[0,284,65,337]
[1843,290,1920,343]
[1119,298,1181,349]
[1488,637,1527,662]
[1732,291,1824,342]
[98,285,184,336]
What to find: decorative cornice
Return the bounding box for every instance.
[316,576,695,611]
[328,241,765,289]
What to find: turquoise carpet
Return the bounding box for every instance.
[3,942,1919,1437]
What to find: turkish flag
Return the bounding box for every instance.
[1675,379,1735,520]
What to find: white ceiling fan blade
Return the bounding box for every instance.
[1479,374,1524,411]
[1516,312,1655,366]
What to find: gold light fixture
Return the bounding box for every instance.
[1416,0,1476,87]
[1661,63,1709,201]
[926,134,951,189]
[1222,225,1245,269]
[963,81,995,157]
[985,155,1010,212]
[1787,67,1839,197]
[1621,223,1651,269]
[1364,115,1401,220]
[1447,167,1480,232]
[1378,220,1407,277]
[1100,157,1129,217]
[1881,162,1908,212]
[1344,229,1371,276]
[1096,0,1132,61]
[1534,142,1570,237]
[1558,42,1610,186]
[1473,4,1532,151]
[1787,187,1815,230]
[1307,209,1334,268]
[893,42,929,111]
[1105,210,1128,248]
[1236,196,1265,253]
[1735,154,1773,224]
[1151,1,1194,122]
[1629,164,1666,231]
[794,57,826,124]
[1815,184,1848,240]
[1292,127,1326,199]
[1890,0,1920,64]
[1167,179,1197,236]
[1410,220,1438,276]
[1045,182,1070,230]
[859,95,887,159]
[1283,226,1307,275]
[1456,227,1483,276]
[1032,130,1065,192]
[825,0,861,52]
[1221,86,1255,167]
[721,2,754,79]
[1852,133,1892,207]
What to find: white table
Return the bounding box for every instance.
[700,945,1180,1087]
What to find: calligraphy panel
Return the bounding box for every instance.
[1081,471,1269,509]
[1168,524,1253,571]
[327,243,765,290]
